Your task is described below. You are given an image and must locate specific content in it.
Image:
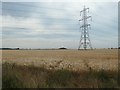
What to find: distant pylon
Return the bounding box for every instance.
[78,6,92,50]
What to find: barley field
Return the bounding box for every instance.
[2,49,118,71]
[1,49,119,88]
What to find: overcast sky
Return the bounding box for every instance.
[1,1,118,49]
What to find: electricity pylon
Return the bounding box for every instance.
[78,6,92,50]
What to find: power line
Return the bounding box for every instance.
[2,26,117,36]
[2,27,79,31]
[2,22,79,26]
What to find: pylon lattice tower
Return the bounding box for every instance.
[78,6,92,50]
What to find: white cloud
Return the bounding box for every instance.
[2,15,45,32]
